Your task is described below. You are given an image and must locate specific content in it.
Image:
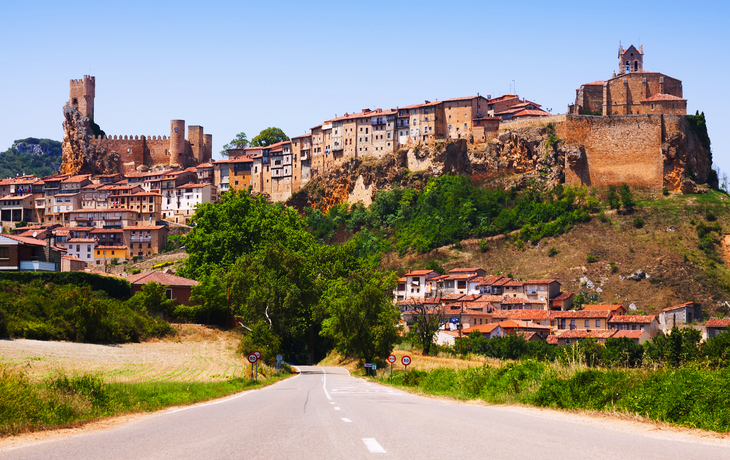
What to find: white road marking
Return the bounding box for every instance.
[330,402,336,405]
[334,407,341,411]
[341,418,352,423]
[321,368,332,400]
[362,438,386,453]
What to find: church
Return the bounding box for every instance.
[569,45,686,116]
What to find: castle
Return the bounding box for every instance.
[569,45,687,116]
[63,76,212,175]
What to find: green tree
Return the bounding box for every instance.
[603,337,644,367]
[320,270,400,363]
[238,321,282,365]
[220,132,249,157]
[250,127,289,147]
[184,269,228,325]
[126,282,173,316]
[409,300,445,355]
[606,186,620,210]
[702,328,730,367]
[619,183,635,213]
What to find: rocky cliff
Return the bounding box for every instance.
[61,105,120,175]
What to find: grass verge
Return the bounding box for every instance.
[0,363,292,437]
[371,361,730,433]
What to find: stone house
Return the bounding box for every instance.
[290,134,312,191]
[401,269,439,300]
[123,225,168,259]
[163,183,215,224]
[552,309,613,331]
[608,315,659,337]
[443,95,490,141]
[269,141,293,202]
[705,318,730,339]
[0,233,65,271]
[523,279,561,304]
[550,292,575,311]
[61,237,96,264]
[583,304,627,315]
[659,302,702,326]
[555,329,616,346]
[61,254,86,271]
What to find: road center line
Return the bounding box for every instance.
[334,407,341,410]
[362,438,386,453]
[341,418,352,423]
[321,368,332,400]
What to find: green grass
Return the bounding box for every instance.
[0,364,292,437]
[373,362,730,433]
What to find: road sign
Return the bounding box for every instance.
[253,350,261,359]
[276,354,283,362]
[247,353,258,364]
[401,355,411,366]
[387,354,396,364]
[364,363,373,368]
[372,364,376,370]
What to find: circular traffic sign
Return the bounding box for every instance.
[401,355,411,366]
[253,350,261,359]
[387,354,396,364]
[276,354,283,362]
[247,353,258,364]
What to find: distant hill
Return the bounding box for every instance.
[0,138,62,179]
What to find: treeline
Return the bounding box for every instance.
[177,189,400,364]
[303,174,595,253]
[449,327,730,369]
[0,280,172,343]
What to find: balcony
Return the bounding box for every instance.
[20,261,58,272]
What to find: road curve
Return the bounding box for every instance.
[3,365,730,459]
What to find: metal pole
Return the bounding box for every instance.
[251,363,254,381]
[255,362,258,381]
[390,362,393,384]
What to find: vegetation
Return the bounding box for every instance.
[220,132,249,156]
[0,280,171,343]
[250,127,289,147]
[686,111,711,152]
[0,364,291,436]
[0,138,62,179]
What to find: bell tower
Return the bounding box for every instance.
[618,45,644,75]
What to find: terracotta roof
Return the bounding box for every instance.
[61,175,91,183]
[214,157,254,164]
[459,294,482,302]
[611,330,645,339]
[449,267,482,273]
[504,281,524,287]
[89,228,123,234]
[446,274,478,280]
[480,295,506,303]
[643,93,686,102]
[497,310,551,320]
[441,294,465,301]
[584,304,625,312]
[67,238,96,243]
[127,271,199,287]
[558,330,616,339]
[517,331,541,341]
[662,302,696,312]
[96,245,127,250]
[122,225,166,230]
[1,234,47,246]
[62,255,84,261]
[546,335,558,345]
[608,315,656,324]
[462,323,500,334]
[405,270,438,276]
[525,279,559,285]
[552,310,613,318]
[582,80,606,86]
[552,292,574,302]
[427,275,450,282]
[512,109,551,118]
[445,95,481,102]
[706,318,730,328]
[290,133,312,140]
[500,297,544,305]
[499,320,551,330]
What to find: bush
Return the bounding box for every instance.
[632,217,644,228]
[706,208,717,222]
[598,210,609,223]
[479,240,490,253]
[662,187,669,196]
[0,306,7,338]
[586,254,598,263]
[0,272,131,299]
[425,260,446,275]
[609,262,618,274]
[547,247,558,257]
[238,321,282,366]
[619,183,635,213]
[606,186,620,210]
[131,268,141,275]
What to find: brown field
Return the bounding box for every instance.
[0,325,249,383]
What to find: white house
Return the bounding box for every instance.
[162,183,215,224]
[62,237,95,264]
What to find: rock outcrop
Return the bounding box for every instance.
[61,105,119,175]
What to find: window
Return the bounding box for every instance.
[596,320,601,327]
[585,320,590,327]
[0,247,8,259]
[165,288,173,300]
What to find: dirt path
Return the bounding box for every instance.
[0,325,246,383]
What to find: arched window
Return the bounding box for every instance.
[626,61,630,72]
[634,61,638,71]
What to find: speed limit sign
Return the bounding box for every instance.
[253,350,261,359]
[247,353,258,364]
[387,354,396,364]
[401,355,411,366]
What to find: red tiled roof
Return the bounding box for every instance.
[1,234,46,246]
[500,297,544,305]
[480,295,506,303]
[584,304,625,312]
[552,310,613,318]
[127,271,199,287]
[552,292,574,302]
[89,228,123,234]
[583,80,606,86]
[449,267,482,273]
[547,335,558,345]
[512,109,551,118]
[61,175,91,183]
[122,225,166,230]
[643,93,686,102]
[662,302,695,312]
[459,294,482,302]
[406,270,438,276]
[706,318,730,328]
[525,279,559,285]
[462,323,500,334]
[499,320,551,330]
[67,238,96,243]
[96,245,127,250]
[558,330,615,339]
[290,133,312,140]
[608,315,656,324]
[62,255,84,261]
[441,294,465,301]
[611,330,645,339]
[504,281,524,287]
[497,310,551,320]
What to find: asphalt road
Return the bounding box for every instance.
[4,366,730,459]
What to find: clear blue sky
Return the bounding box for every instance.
[2,0,728,174]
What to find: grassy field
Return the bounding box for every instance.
[0,325,291,437]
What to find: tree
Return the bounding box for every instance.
[606,186,620,210]
[250,127,289,147]
[238,321,281,366]
[126,282,173,316]
[702,327,730,368]
[320,270,400,364]
[220,132,249,157]
[408,300,445,355]
[619,183,635,214]
[184,269,228,325]
[603,337,644,367]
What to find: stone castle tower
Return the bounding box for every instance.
[618,44,644,74]
[69,75,95,119]
[61,76,212,175]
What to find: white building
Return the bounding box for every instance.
[61,237,95,264]
[162,183,214,224]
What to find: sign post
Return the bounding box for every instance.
[247,352,258,381]
[253,351,261,381]
[275,354,283,376]
[401,355,411,376]
[387,354,396,384]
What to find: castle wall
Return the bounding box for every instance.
[576,84,603,114]
[498,114,566,131]
[145,136,171,164]
[89,135,146,173]
[561,115,664,188]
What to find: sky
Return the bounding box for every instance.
[1,0,728,174]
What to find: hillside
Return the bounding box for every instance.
[381,189,730,318]
[0,138,62,178]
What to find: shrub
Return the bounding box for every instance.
[238,321,282,366]
[662,187,669,196]
[425,260,446,275]
[619,183,635,213]
[547,247,558,257]
[598,210,609,223]
[479,240,490,253]
[131,268,141,275]
[0,307,7,338]
[609,262,618,274]
[606,186,620,210]
[706,208,717,222]
[586,254,598,263]
[110,258,119,266]
[632,217,644,228]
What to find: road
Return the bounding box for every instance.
[3,366,730,459]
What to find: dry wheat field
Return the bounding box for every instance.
[0,325,250,383]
